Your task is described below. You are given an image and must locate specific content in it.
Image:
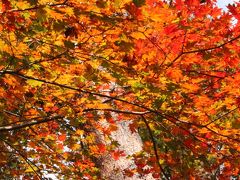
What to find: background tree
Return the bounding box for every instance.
[0,0,239,179]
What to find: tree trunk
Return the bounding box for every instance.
[100,112,154,180]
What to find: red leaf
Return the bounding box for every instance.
[205,132,211,139]
[185,0,199,6]
[111,150,125,160]
[228,4,238,16]
[58,134,66,141]
[2,0,11,11]
[176,0,183,10]
[129,123,138,133]
[98,143,106,153]
[57,143,64,150]
[184,139,193,148]
[164,24,178,35]
[125,3,143,19]
[51,106,59,112]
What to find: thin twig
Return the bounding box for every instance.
[0,137,42,179]
[167,34,240,68]
[203,106,239,127]
[141,115,170,180]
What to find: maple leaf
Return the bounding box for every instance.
[0,0,240,179]
[186,0,200,6]
[111,150,125,160]
[166,68,183,82]
[2,0,11,11]
[176,0,183,10]
[164,24,178,35]
[58,134,67,141]
[97,143,106,153]
[133,0,146,7]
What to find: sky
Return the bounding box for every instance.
[216,0,236,11]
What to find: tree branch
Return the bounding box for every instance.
[1,70,156,113]
[167,34,240,68]
[1,1,69,14]
[141,115,170,180]
[184,34,240,54]
[83,108,151,115]
[2,70,239,143]
[203,106,239,127]
[0,137,42,179]
[0,115,63,132]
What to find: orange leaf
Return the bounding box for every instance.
[166,68,183,82]
[58,134,66,141]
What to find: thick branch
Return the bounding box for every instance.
[0,116,63,132]
[83,108,151,115]
[2,70,239,143]
[1,70,157,113]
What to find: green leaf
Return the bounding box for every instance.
[96,0,107,8]
[53,21,66,32]
[153,96,167,109]
[64,41,75,49]
[232,119,240,128]
[132,0,145,7]
[27,0,38,5]
[114,41,134,52]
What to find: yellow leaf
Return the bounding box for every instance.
[16,1,30,9]
[72,143,81,150]
[64,7,74,16]
[182,83,199,92]
[56,74,73,84]
[39,0,53,4]
[130,32,145,39]
[45,8,64,20]
[114,0,131,8]
[27,79,44,87]
[171,18,180,24]
[25,166,38,173]
[159,159,165,164]
[76,129,84,135]
[54,40,64,46]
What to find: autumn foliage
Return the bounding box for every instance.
[0,0,240,179]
